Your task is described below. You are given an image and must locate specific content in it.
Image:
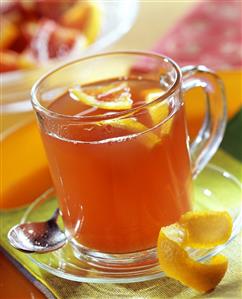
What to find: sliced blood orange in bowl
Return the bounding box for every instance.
[0,50,35,72]
[60,1,101,44]
[0,17,19,49]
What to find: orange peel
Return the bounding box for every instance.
[69,82,133,110]
[158,230,228,292]
[179,211,233,248]
[144,88,173,134]
[157,211,233,292]
[101,118,160,149]
[70,83,161,148]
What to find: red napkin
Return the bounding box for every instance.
[153,0,242,69]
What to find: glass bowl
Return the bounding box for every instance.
[2,0,138,114]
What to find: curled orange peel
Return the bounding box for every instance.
[158,230,228,292]
[157,211,233,292]
[179,211,233,248]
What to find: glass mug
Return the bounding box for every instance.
[31,52,226,268]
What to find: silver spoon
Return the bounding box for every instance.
[8,208,67,253]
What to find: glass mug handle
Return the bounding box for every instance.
[181,65,227,178]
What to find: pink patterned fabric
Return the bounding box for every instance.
[153,0,242,69]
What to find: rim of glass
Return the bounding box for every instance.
[31,51,182,122]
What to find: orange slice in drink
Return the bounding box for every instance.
[143,88,173,134]
[70,83,160,148]
[179,211,233,248]
[69,82,133,110]
[157,211,232,292]
[102,117,160,149]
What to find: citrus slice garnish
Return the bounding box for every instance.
[157,211,233,292]
[102,118,160,149]
[69,82,133,111]
[179,211,233,248]
[143,88,173,134]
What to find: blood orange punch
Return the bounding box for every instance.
[31,52,226,267]
[40,78,192,254]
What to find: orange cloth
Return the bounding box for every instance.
[0,252,44,299]
[1,121,52,209]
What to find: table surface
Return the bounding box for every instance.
[2,2,216,299]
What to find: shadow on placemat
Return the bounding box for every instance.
[192,280,242,299]
[39,271,187,298]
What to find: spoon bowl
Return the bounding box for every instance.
[8,209,67,253]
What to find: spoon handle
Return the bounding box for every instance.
[50,208,60,223]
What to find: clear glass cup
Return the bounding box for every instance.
[31,51,226,269]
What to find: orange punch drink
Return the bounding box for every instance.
[31,52,226,268]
